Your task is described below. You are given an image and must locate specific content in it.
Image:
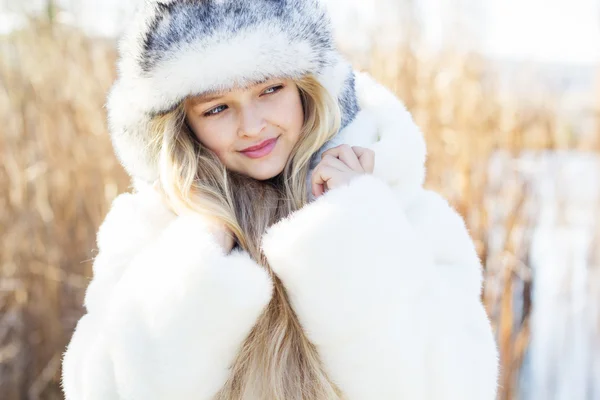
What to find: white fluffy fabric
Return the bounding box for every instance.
[310,71,427,207]
[62,73,498,400]
[62,188,273,400]
[262,174,498,399]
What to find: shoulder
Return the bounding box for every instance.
[404,188,484,294]
[84,184,177,314]
[405,189,465,227]
[405,189,478,262]
[96,182,176,253]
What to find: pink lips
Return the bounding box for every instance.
[239,137,278,159]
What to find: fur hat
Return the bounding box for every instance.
[107,0,360,183]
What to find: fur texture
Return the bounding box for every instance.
[107,0,359,182]
[62,185,273,399]
[262,175,498,399]
[62,73,499,399]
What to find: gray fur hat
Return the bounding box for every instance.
[107,0,359,183]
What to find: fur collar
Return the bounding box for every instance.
[309,71,427,206]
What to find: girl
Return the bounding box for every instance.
[62,1,498,399]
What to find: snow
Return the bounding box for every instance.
[488,151,600,399]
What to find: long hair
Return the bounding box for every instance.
[148,74,344,399]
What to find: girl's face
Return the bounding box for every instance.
[184,78,305,180]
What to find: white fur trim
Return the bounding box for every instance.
[128,24,324,113]
[62,201,273,400]
[314,72,427,207]
[405,189,484,298]
[84,186,175,317]
[262,174,498,399]
[355,71,427,202]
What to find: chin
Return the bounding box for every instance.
[245,160,286,181]
[248,167,284,181]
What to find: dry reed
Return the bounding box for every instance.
[0,19,129,400]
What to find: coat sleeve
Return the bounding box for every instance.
[261,174,498,400]
[62,188,273,400]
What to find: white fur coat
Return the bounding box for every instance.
[62,72,499,400]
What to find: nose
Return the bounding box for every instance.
[237,103,266,138]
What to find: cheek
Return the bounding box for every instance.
[275,92,304,139]
[192,120,236,157]
[291,101,304,135]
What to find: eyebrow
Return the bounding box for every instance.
[192,91,226,106]
[191,78,274,105]
[191,92,225,105]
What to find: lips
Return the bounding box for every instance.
[239,137,279,159]
[241,138,277,152]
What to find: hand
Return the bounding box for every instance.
[205,218,235,253]
[311,145,375,198]
[153,180,235,252]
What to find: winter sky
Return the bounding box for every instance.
[2,0,599,65]
[483,0,600,65]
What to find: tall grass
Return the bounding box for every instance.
[0,20,598,399]
[0,20,129,400]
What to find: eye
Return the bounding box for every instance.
[203,104,228,117]
[262,85,284,95]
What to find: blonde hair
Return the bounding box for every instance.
[148,74,344,399]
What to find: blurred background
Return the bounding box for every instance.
[1,0,599,399]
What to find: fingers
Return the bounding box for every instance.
[311,165,338,198]
[351,146,375,173]
[318,154,352,171]
[321,144,363,172]
[311,146,375,198]
[311,155,350,198]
